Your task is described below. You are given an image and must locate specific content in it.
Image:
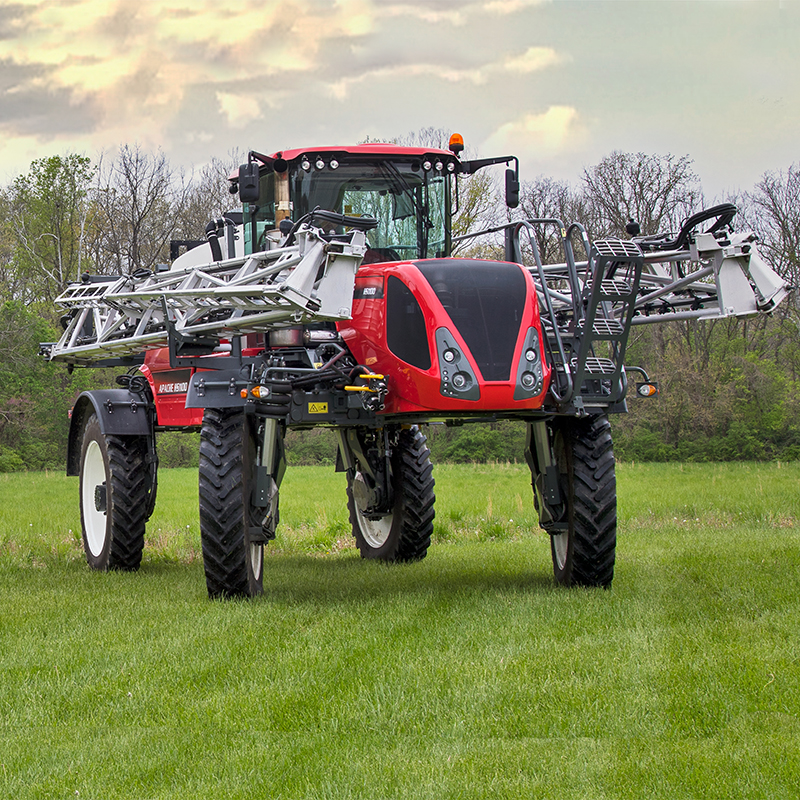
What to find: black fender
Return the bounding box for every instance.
[66,390,155,476]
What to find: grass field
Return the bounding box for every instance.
[1,461,798,799]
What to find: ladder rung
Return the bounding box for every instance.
[582,357,617,376]
[599,279,632,297]
[593,239,642,259]
[591,319,625,337]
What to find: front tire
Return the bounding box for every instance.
[547,415,616,588]
[199,408,264,599]
[78,414,147,571]
[347,426,435,561]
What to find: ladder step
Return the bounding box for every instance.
[581,357,617,376]
[583,278,632,299]
[599,279,632,298]
[591,319,625,337]
[592,239,642,259]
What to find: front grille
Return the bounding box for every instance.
[417,260,526,381]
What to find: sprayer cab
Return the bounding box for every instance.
[226,139,519,262]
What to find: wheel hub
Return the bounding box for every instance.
[352,472,390,520]
[94,482,107,513]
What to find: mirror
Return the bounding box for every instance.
[505,168,519,209]
[238,163,260,203]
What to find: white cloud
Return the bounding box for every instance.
[504,46,565,73]
[326,45,563,99]
[327,62,486,99]
[483,106,588,158]
[0,0,381,143]
[376,3,468,26]
[216,92,263,129]
[376,0,548,23]
[483,0,549,14]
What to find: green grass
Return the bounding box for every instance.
[1,462,799,798]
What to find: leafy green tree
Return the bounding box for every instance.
[427,421,527,464]
[3,154,95,306]
[0,301,101,470]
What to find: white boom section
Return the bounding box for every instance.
[533,229,789,324]
[49,225,367,365]
[630,230,790,323]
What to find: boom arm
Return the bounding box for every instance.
[517,204,790,326]
[502,204,790,414]
[47,223,368,365]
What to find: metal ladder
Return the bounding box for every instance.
[510,220,644,413]
[567,238,644,410]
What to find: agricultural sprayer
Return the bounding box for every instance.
[43,135,789,597]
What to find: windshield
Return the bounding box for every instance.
[243,171,276,254]
[292,158,451,260]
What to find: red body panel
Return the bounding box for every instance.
[140,349,204,427]
[139,256,550,425]
[338,260,551,416]
[141,346,265,427]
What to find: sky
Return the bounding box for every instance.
[0,0,798,200]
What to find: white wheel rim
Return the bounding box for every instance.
[552,531,568,571]
[82,440,109,557]
[353,473,393,549]
[250,543,263,582]
[358,512,393,549]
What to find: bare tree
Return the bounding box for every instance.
[91,145,189,273]
[516,175,588,264]
[742,165,800,291]
[581,151,703,239]
[177,149,244,240]
[375,127,502,251]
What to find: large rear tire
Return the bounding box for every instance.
[548,415,616,588]
[199,408,264,599]
[78,414,147,571]
[347,426,435,562]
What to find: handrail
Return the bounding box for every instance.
[511,220,574,404]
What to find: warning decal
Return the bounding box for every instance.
[308,402,329,414]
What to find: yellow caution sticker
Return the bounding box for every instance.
[308,402,329,414]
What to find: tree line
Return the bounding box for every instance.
[1,138,799,470]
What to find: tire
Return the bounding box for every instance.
[347,426,435,561]
[78,414,147,571]
[548,415,616,588]
[198,408,264,599]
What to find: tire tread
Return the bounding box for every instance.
[199,408,261,598]
[105,434,148,570]
[349,426,436,562]
[568,415,617,587]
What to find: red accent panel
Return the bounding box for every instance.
[141,350,203,427]
[339,260,551,415]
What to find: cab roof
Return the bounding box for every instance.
[264,143,458,162]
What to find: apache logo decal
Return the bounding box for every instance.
[155,369,191,395]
